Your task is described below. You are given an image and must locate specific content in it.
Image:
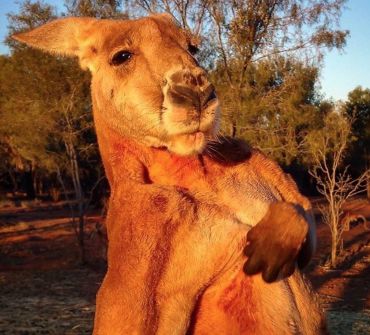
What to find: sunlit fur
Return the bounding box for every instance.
[14,14,327,335]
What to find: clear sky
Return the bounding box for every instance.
[1,0,370,101]
[320,0,370,101]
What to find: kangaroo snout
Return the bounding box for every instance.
[166,69,217,112]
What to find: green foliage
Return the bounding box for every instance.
[343,86,370,174]
[305,110,352,164]
[0,0,100,197]
[65,0,127,18]
[212,57,322,164]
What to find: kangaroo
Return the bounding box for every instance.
[13,13,327,335]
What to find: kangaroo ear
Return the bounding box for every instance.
[12,17,98,69]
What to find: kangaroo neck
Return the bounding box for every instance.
[93,108,208,189]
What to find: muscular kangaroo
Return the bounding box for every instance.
[14,14,327,335]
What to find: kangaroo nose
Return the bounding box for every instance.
[167,84,216,111]
[167,70,217,111]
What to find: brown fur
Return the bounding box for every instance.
[13,14,326,335]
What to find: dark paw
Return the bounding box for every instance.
[243,234,297,283]
[242,202,309,283]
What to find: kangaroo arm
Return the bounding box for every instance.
[242,150,316,280]
[248,149,312,209]
[250,150,316,265]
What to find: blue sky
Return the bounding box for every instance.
[1,0,370,101]
[320,0,370,101]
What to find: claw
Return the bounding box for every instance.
[262,265,280,283]
[243,255,263,276]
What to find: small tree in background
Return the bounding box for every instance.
[344,86,370,198]
[305,109,369,267]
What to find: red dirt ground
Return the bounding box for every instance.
[0,199,369,334]
[306,199,370,334]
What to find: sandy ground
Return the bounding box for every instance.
[0,199,369,334]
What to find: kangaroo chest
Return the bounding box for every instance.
[147,153,282,227]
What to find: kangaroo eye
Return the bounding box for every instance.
[188,44,199,55]
[110,50,132,66]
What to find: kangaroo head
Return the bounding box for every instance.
[13,14,220,156]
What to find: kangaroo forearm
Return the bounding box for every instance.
[248,151,316,260]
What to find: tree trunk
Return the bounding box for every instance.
[66,139,86,264]
[23,168,36,200]
[331,233,337,268]
[78,211,86,264]
[33,172,38,197]
[330,214,338,268]
[8,168,18,194]
[231,121,237,138]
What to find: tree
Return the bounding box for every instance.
[132,0,348,71]
[0,1,59,198]
[305,109,369,267]
[212,56,322,164]
[344,86,370,198]
[1,0,107,262]
[65,0,127,18]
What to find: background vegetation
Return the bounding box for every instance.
[0,0,369,266]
